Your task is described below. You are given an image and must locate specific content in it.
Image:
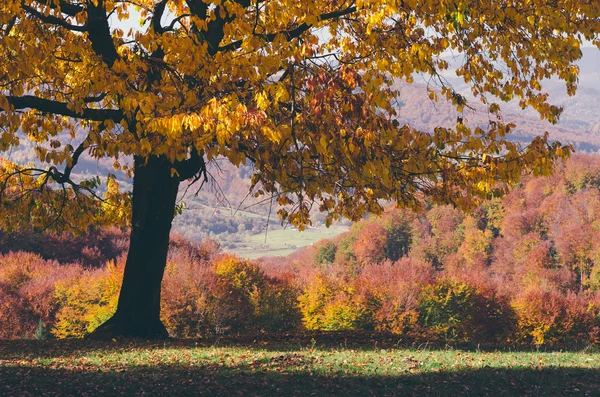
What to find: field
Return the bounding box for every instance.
[172,199,349,259]
[233,226,348,259]
[2,336,600,396]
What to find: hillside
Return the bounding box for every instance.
[272,154,600,283]
[398,47,600,151]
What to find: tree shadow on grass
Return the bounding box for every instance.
[1,359,599,396]
[0,334,401,361]
[1,331,596,361]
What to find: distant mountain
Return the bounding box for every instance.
[401,47,600,151]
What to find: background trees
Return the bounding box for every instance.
[4,155,600,347]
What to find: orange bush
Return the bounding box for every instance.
[0,251,81,339]
[0,282,35,339]
[511,288,600,347]
[365,258,434,335]
[161,253,301,337]
[160,257,218,337]
[52,258,124,338]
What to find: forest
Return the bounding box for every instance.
[3,154,600,349]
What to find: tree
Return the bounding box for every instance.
[1,0,598,338]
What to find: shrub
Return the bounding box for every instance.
[161,253,301,337]
[52,259,123,338]
[0,251,82,339]
[160,259,218,337]
[297,273,336,330]
[160,237,228,337]
[214,254,264,293]
[298,272,373,331]
[0,282,35,339]
[367,258,434,335]
[319,296,368,331]
[511,289,599,347]
[417,278,511,345]
[418,279,477,341]
[250,275,301,333]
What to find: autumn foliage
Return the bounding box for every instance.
[3,0,599,340]
[282,154,600,348]
[3,155,600,348]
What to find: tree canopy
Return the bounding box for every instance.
[2,0,598,229]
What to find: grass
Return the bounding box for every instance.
[2,336,600,396]
[233,226,348,259]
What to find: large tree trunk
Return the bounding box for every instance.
[90,155,179,339]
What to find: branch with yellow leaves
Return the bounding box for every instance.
[21,3,87,32]
[31,0,84,17]
[217,5,358,53]
[1,95,123,122]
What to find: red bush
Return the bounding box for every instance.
[511,288,600,347]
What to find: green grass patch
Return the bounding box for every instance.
[234,226,347,259]
[1,337,599,396]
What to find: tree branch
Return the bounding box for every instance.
[2,16,17,36]
[2,95,123,122]
[218,6,357,53]
[174,148,206,181]
[185,0,259,55]
[33,0,84,17]
[86,0,119,67]
[22,3,87,32]
[184,0,208,20]
[160,13,190,33]
[83,93,108,103]
[151,0,169,33]
[57,137,89,183]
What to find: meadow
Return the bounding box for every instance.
[1,336,599,396]
[235,226,349,259]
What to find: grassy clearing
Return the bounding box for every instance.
[234,226,347,259]
[1,337,600,396]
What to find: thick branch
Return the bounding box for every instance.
[160,13,190,33]
[152,0,169,33]
[3,16,17,35]
[184,0,208,20]
[174,148,205,181]
[33,0,84,17]
[86,0,119,67]
[185,0,253,55]
[2,95,123,122]
[83,93,108,103]
[22,4,87,32]
[57,138,89,183]
[218,6,357,53]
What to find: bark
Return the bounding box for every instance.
[89,155,179,339]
